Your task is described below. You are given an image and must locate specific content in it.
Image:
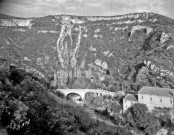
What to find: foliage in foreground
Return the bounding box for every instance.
[0,65,132,135]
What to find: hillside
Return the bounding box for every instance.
[0,12,174,90]
[0,65,132,135]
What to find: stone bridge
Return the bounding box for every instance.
[55,89,116,100]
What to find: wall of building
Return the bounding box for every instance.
[138,93,173,110]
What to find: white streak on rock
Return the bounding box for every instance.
[160,32,171,44]
[89,46,96,51]
[38,30,58,34]
[94,28,100,33]
[103,50,110,56]
[94,34,98,38]
[83,34,88,37]
[56,25,66,68]
[71,26,82,68]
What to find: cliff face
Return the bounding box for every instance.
[0,12,174,90]
[0,19,32,27]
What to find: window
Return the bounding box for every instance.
[142,96,143,99]
[160,99,162,102]
[125,100,126,103]
[171,100,172,104]
[150,97,152,101]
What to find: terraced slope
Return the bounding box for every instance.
[1,12,174,90]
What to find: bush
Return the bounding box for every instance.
[0,99,30,135]
[9,69,26,84]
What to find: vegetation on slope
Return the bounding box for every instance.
[1,12,174,92]
[0,63,132,135]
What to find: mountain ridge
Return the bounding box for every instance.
[1,12,174,20]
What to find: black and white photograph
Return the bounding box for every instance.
[0,0,174,135]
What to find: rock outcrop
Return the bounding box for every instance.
[0,19,32,28]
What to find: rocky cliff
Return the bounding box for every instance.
[0,12,174,90]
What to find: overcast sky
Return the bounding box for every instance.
[0,0,174,18]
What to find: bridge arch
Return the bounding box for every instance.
[96,92,98,96]
[67,93,82,101]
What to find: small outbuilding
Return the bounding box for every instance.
[123,94,138,112]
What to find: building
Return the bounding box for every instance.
[138,86,174,111]
[123,86,174,112]
[123,94,138,112]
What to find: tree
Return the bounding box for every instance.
[0,68,9,84]
[107,101,122,115]
[109,85,119,92]
[9,69,26,84]
[0,99,30,135]
[72,77,87,89]
[90,97,104,108]
[125,103,160,135]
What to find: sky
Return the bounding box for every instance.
[0,0,174,18]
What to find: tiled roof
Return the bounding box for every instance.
[139,86,174,97]
[124,94,138,102]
